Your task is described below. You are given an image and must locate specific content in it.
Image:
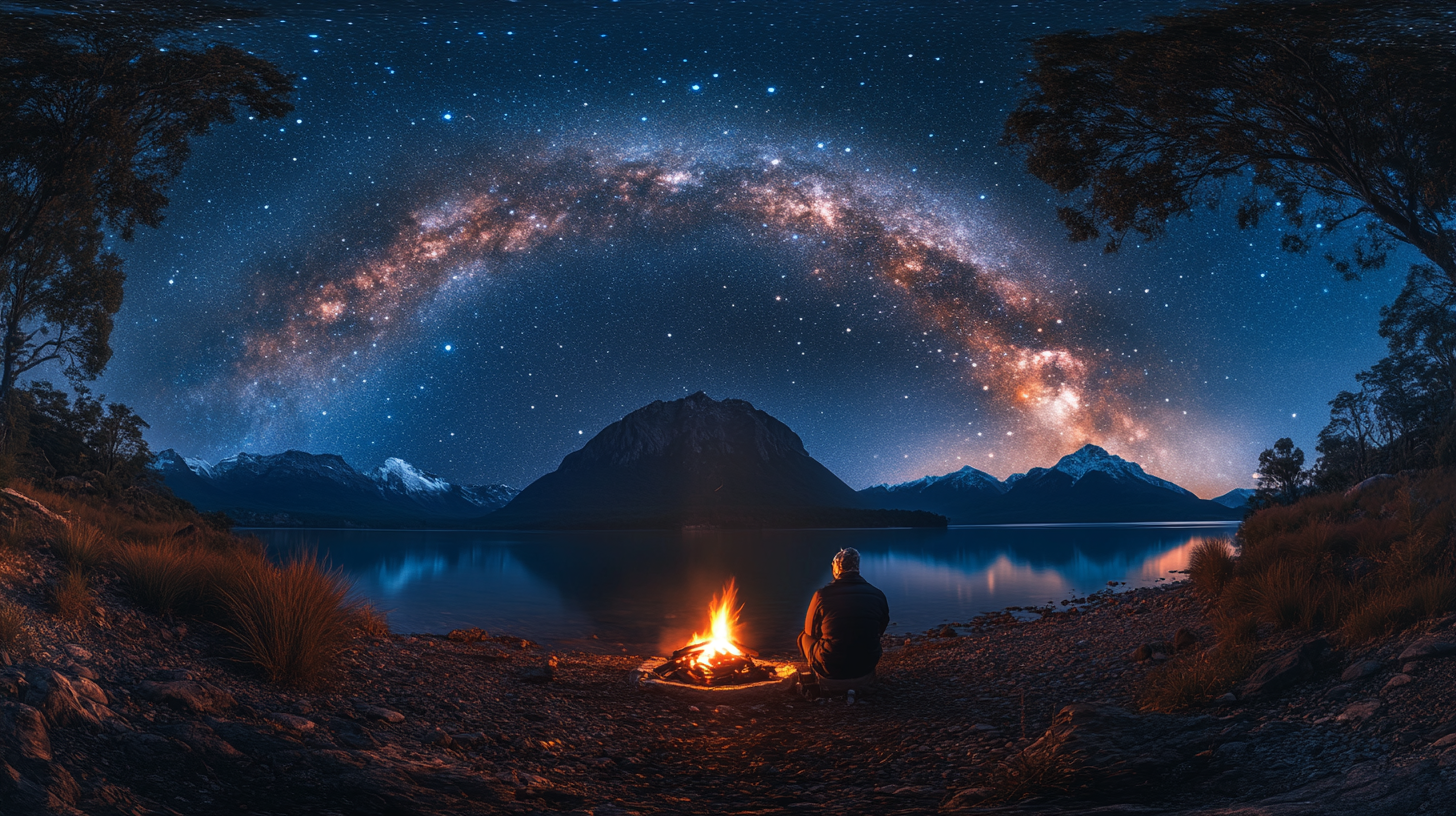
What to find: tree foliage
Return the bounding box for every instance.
[10,381,154,487]
[1255,438,1306,507]
[0,2,292,398]
[1002,1,1456,285]
[1314,264,1456,489]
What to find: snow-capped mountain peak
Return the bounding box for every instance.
[873,465,1005,494]
[373,457,452,495]
[1048,444,1193,496]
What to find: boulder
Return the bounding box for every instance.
[266,712,315,733]
[1239,638,1330,699]
[1344,473,1395,499]
[0,489,67,527]
[28,672,98,729]
[354,704,404,724]
[1397,639,1456,662]
[1341,660,1383,682]
[0,702,51,761]
[446,627,489,643]
[1173,628,1199,652]
[134,680,234,714]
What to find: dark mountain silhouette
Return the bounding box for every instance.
[859,445,1243,523]
[154,450,518,527]
[485,391,943,529]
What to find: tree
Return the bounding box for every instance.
[0,3,293,400]
[1002,1,1456,286]
[1256,438,1306,506]
[88,402,151,481]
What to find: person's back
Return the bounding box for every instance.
[799,548,890,680]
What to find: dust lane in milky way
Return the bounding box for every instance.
[218,145,1159,469]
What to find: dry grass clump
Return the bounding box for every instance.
[1217,470,1456,645]
[351,602,391,638]
[112,539,248,616]
[1187,537,1236,601]
[51,523,113,572]
[0,597,32,654]
[1137,643,1261,712]
[1211,609,1260,645]
[51,567,93,622]
[0,518,31,553]
[218,555,362,686]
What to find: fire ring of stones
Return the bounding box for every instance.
[630,659,798,702]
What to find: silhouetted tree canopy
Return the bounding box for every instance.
[1256,437,1306,506]
[1003,0,1456,285]
[0,2,293,400]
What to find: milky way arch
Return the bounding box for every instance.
[226,147,1150,457]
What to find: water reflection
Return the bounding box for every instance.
[256,523,1239,655]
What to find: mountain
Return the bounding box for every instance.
[154,449,518,527]
[857,444,1243,523]
[857,465,1008,518]
[1211,488,1256,510]
[485,391,943,529]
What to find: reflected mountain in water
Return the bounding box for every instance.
[258,523,1239,654]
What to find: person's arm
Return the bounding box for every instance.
[877,590,890,636]
[803,590,823,639]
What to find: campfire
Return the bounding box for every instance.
[651,579,774,687]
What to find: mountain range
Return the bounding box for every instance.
[157,393,1247,528]
[154,450,518,527]
[858,445,1245,523]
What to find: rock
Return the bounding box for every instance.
[354,704,404,724]
[0,489,67,526]
[997,704,1211,795]
[29,671,99,729]
[943,787,994,808]
[1215,692,1237,704]
[1239,637,1329,699]
[328,717,379,749]
[446,627,489,643]
[1383,673,1413,692]
[1214,741,1248,757]
[60,645,91,662]
[267,712,315,733]
[518,655,560,685]
[426,729,452,747]
[938,626,958,638]
[0,669,27,700]
[0,702,51,761]
[1341,660,1383,682]
[173,523,198,538]
[1397,638,1456,662]
[134,680,234,714]
[70,677,106,706]
[1132,642,1171,662]
[1173,628,1198,652]
[1434,734,1456,749]
[1337,699,1382,723]
[1344,473,1395,498]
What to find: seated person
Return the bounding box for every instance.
[797,548,889,680]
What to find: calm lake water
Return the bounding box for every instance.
[254,523,1240,656]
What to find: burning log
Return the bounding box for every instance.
[652,579,773,687]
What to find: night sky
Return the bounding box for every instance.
[95,0,1417,497]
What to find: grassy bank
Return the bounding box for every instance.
[1145,469,1456,710]
[3,482,383,685]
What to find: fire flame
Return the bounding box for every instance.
[688,579,745,668]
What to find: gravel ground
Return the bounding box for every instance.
[6,528,1456,815]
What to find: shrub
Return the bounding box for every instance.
[1188,537,1236,600]
[351,602,391,638]
[217,555,361,686]
[1211,609,1260,645]
[1137,643,1261,712]
[51,523,111,572]
[51,567,92,622]
[0,598,31,654]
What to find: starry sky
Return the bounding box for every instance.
[93,0,1416,497]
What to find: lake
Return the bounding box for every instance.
[254,523,1240,657]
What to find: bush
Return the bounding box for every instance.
[0,598,31,654]
[217,555,361,686]
[1137,643,1261,712]
[51,566,92,622]
[52,523,111,572]
[1211,609,1260,645]
[1188,537,1236,601]
[112,539,241,616]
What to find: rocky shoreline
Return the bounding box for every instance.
[4,526,1456,814]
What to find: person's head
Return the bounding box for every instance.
[831,547,861,579]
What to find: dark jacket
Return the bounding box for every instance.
[800,573,890,679]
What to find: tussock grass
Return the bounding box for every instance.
[51,523,112,572]
[218,555,361,686]
[1218,469,1456,645]
[1211,609,1260,646]
[113,539,246,616]
[1188,537,1236,601]
[351,602,391,638]
[0,518,31,553]
[0,598,31,654]
[1138,643,1261,712]
[51,567,92,622]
